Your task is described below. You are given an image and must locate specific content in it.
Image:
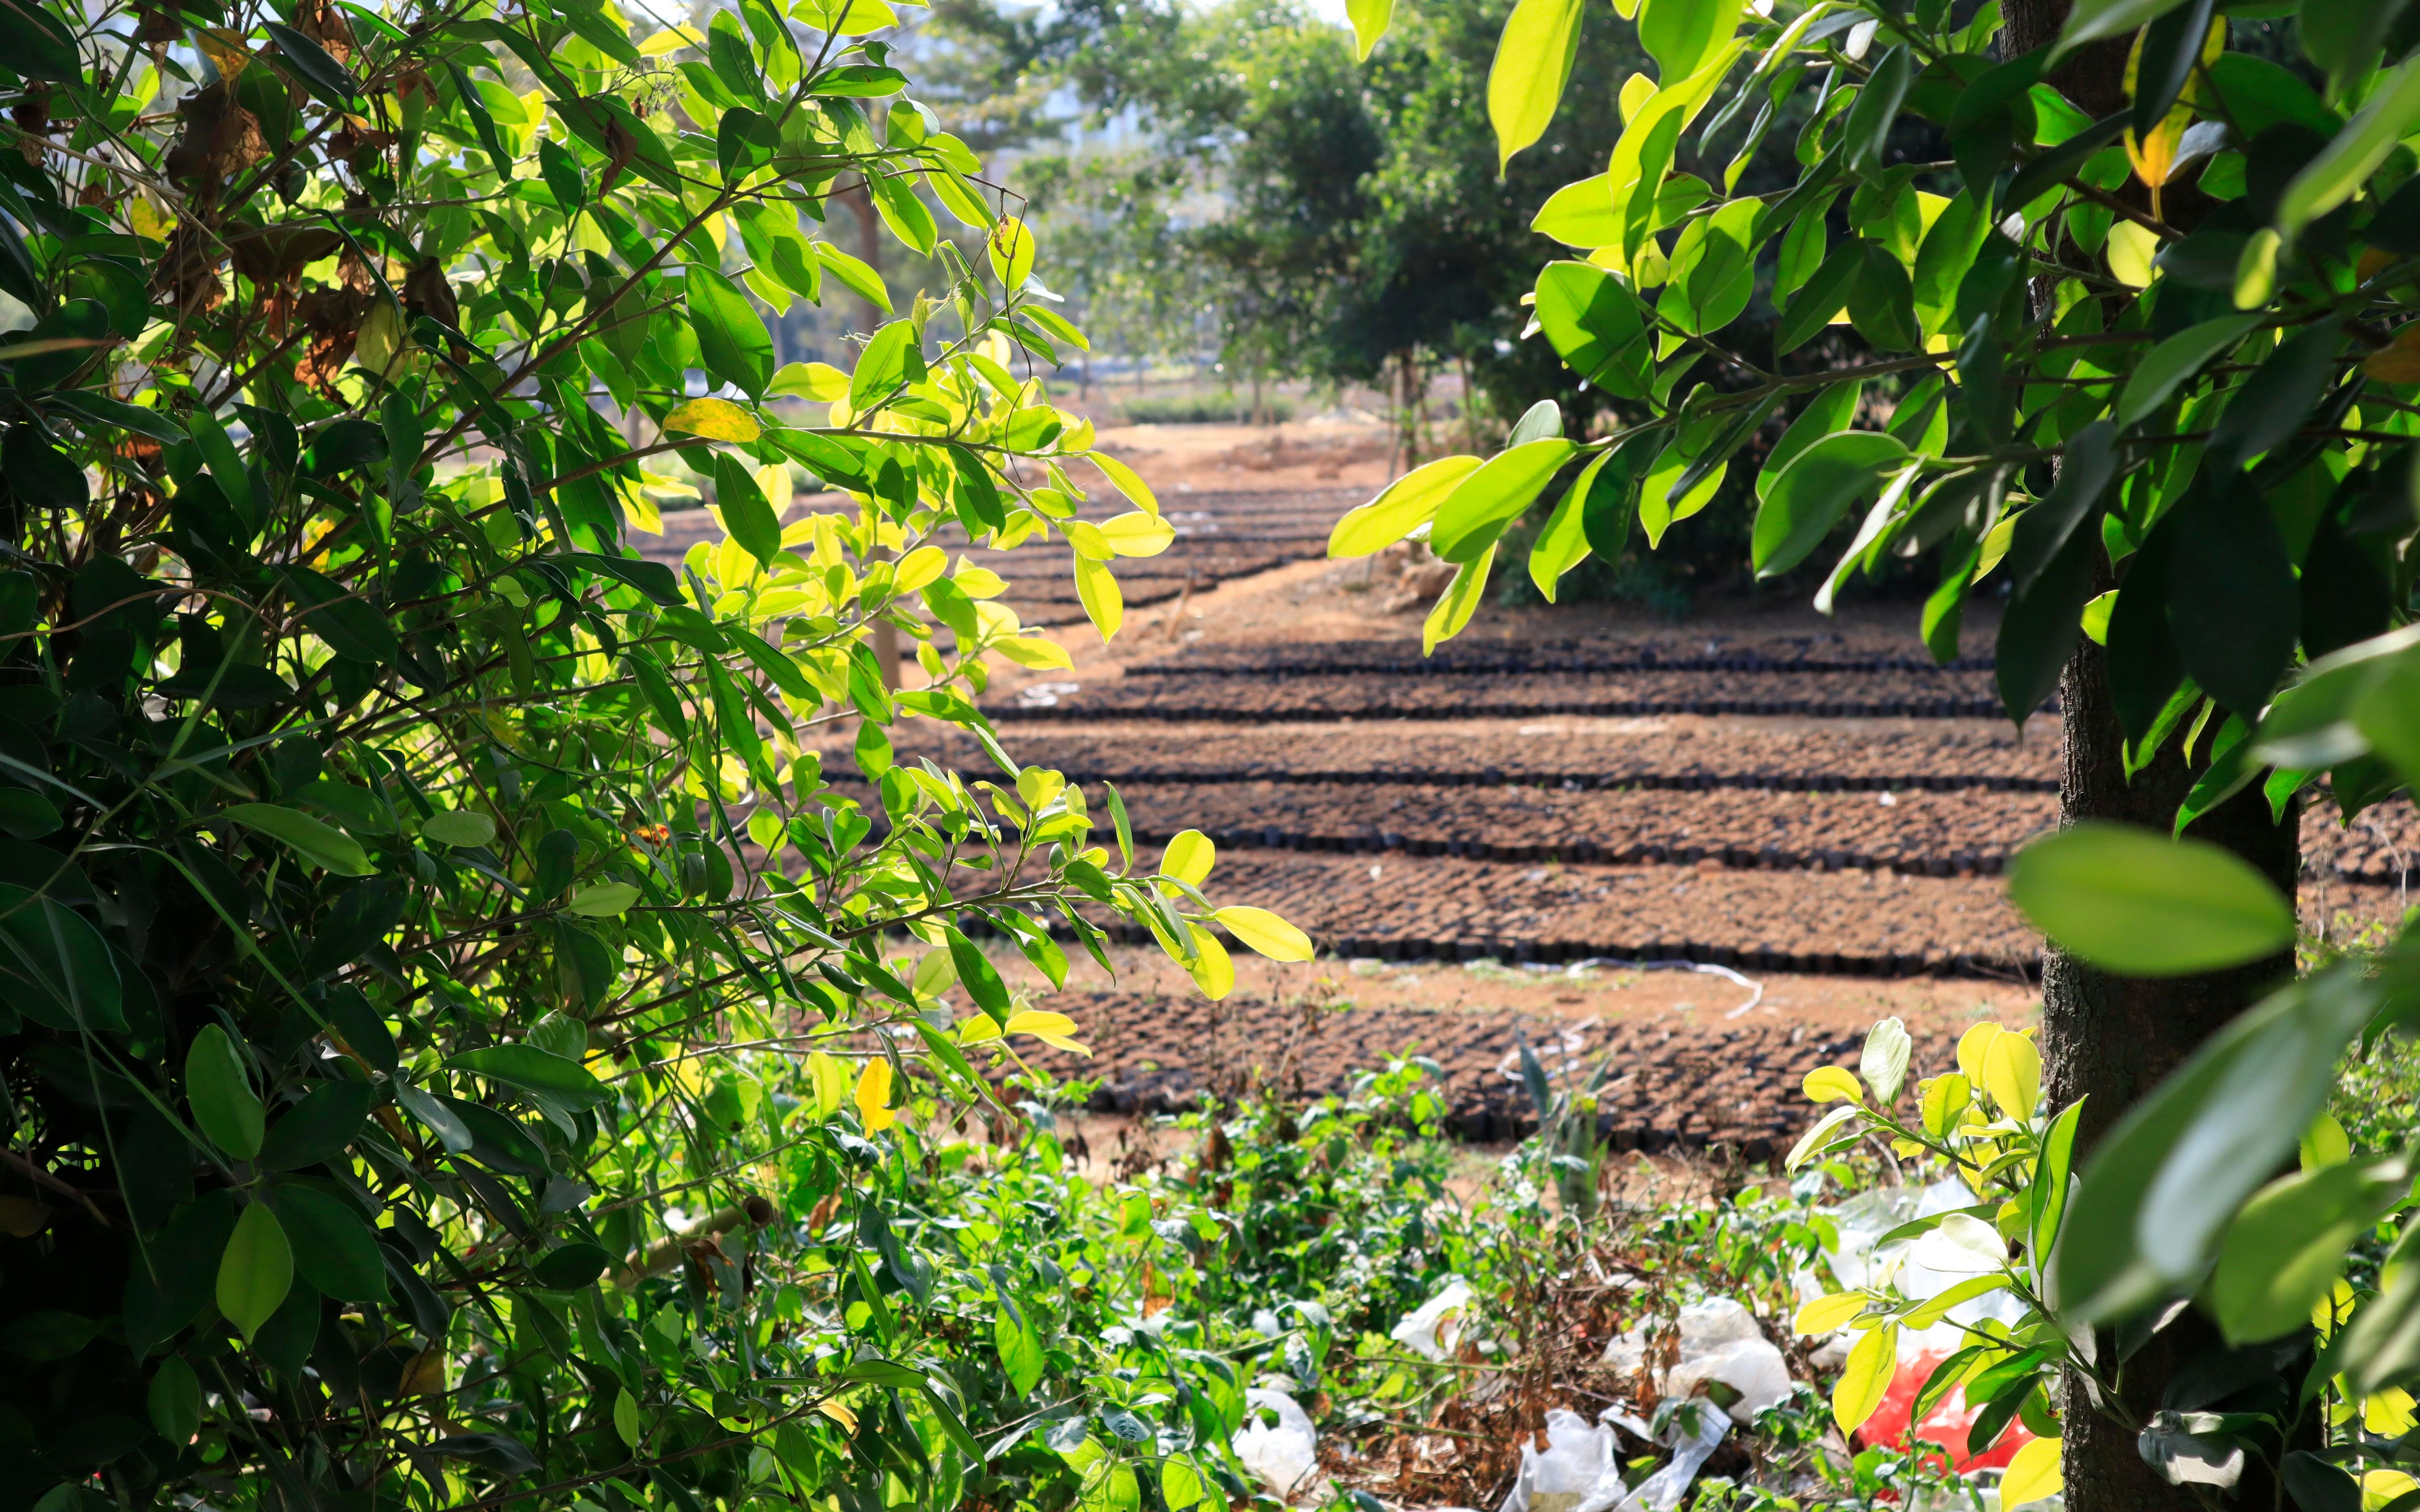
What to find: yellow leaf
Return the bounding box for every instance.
[1215,906,1313,962]
[1090,451,1159,515]
[2107,221,2159,287]
[2366,1387,2418,1437]
[196,29,252,77]
[1984,1031,2041,1122]
[1791,1292,1867,1336]
[1920,1073,1973,1137]
[1956,1021,2003,1082]
[772,360,851,401]
[958,1011,1002,1044]
[817,1400,860,1433]
[988,216,1036,289]
[639,23,704,53]
[1062,519,1114,560]
[1831,1322,1897,1433]
[894,545,947,592]
[993,635,1074,671]
[1002,1009,1090,1055]
[2001,1437,2061,1510]
[1185,924,1236,1000]
[128,195,176,241]
[665,397,761,442]
[1099,511,1176,557]
[1073,554,1122,641]
[1803,1066,1865,1104]
[1162,829,1216,886]
[854,1058,895,1132]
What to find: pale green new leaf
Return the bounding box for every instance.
[1429,438,1578,562]
[2006,822,2294,977]
[1346,0,1394,60]
[1486,0,1584,171]
[1328,456,1483,556]
[1423,544,1496,653]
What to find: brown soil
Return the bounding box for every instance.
[665,424,2420,1145]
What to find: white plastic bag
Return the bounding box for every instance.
[1598,1298,1796,1425]
[1232,1388,1321,1501]
[1609,1404,1730,1512]
[1498,1409,1613,1512]
[1392,1278,1476,1362]
[1660,1299,1794,1424]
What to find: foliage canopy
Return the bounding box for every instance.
[0,1,1313,1510]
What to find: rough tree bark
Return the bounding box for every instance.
[1997,2,2304,1509]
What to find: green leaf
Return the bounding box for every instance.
[0,1,79,81]
[1344,0,1393,58]
[2117,315,2258,427]
[265,1185,388,1303]
[1757,381,1865,500]
[2279,58,2420,246]
[148,1356,204,1443]
[1833,1322,1898,1431]
[1638,0,1740,86]
[568,882,640,917]
[1775,243,1859,356]
[818,242,895,313]
[1840,46,1913,180]
[1485,0,1583,171]
[447,1045,615,1110]
[2207,54,2338,141]
[1531,175,1619,248]
[284,564,400,664]
[1528,449,1612,600]
[1429,439,1577,562]
[2210,1156,2406,1345]
[994,1289,1046,1394]
[216,1202,294,1343]
[2168,472,2299,715]
[257,1080,372,1170]
[186,1024,266,1161]
[2055,963,2383,1320]
[1328,456,1482,557]
[1658,198,1759,335]
[2205,322,2342,473]
[1423,544,1495,654]
[0,882,127,1032]
[711,452,783,570]
[219,803,375,877]
[262,21,359,108]
[1638,429,1725,548]
[686,264,775,399]
[1751,431,1908,578]
[2052,0,2194,62]
[849,319,922,410]
[1533,262,1652,397]
[2007,822,2294,977]
[421,810,497,848]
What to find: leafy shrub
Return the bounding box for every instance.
[1117,394,1296,425]
[0,6,1316,1512]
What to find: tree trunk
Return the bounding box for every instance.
[1999,2,2304,1507]
[2040,642,2299,1512]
